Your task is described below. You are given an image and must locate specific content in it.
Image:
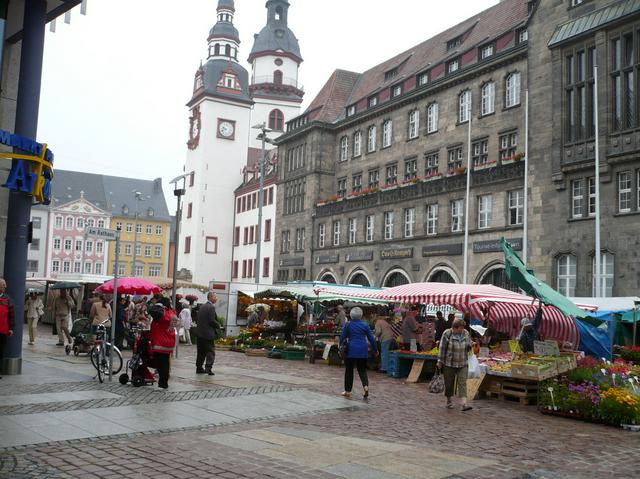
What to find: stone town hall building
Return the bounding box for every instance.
[273,0,640,297]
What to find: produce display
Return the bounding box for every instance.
[397,347,439,357]
[538,357,640,427]
[476,351,578,380]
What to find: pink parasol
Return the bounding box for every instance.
[95,277,162,296]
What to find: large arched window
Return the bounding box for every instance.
[348,271,371,287]
[214,43,220,56]
[481,81,495,116]
[592,252,614,297]
[269,109,284,131]
[459,90,471,123]
[319,272,337,284]
[479,265,519,292]
[556,254,577,297]
[225,44,231,57]
[505,72,521,107]
[428,269,457,284]
[384,270,410,287]
[273,70,283,84]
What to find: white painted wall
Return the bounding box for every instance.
[251,55,299,85]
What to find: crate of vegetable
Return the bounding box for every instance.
[511,359,558,381]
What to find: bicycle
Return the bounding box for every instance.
[90,319,123,383]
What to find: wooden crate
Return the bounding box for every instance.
[511,361,558,381]
[501,379,539,405]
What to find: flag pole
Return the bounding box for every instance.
[594,64,601,297]
[523,90,529,265]
[463,99,472,284]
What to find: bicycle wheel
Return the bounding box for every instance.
[96,353,104,383]
[90,344,100,371]
[104,343,123,374]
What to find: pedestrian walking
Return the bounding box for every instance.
[195,292,221,375]
[52,289,74,346]
[437,318,474,411]
[0,278,15,378]
[339,307,378,399]
[150,298,178,389]
[374,314,394,373]
[25,292,43,345]
[178,301,192,345]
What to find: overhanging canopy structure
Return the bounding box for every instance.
[254,282,389,305]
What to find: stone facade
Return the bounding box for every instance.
[527,0,640,297]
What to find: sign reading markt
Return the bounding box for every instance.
[380,248,413,260]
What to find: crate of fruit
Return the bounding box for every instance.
[511,361,558,381]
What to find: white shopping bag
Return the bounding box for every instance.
[468,353,481,378]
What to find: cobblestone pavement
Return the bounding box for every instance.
[0,324,639,479]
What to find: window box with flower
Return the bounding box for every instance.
[474,160,497,171]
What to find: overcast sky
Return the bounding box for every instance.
[38,0,499,208]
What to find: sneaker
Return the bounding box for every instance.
[363,386,369,399]
[196,369,206,374]
[206,370,215,376]
[462,405,473,412]
[446,402,454,409]
[341,391,352,398]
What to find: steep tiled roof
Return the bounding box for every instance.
[305,69,361,123]
[303,0,529,124]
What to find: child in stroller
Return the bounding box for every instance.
[119,325,155,387]
[65,317,93,356]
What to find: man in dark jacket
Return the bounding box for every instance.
[196,292,221,375]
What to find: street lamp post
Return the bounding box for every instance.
[251,123,273,284]
[169,172,191,307]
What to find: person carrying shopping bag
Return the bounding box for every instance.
[437,318,475,411]
[339,307,378,399]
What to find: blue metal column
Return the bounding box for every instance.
[2,0,47,375]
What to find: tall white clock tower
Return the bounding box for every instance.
[248,0,304,147]
[179,0,253,286]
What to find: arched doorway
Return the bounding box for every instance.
[348,272,370,287]
[319,272,337,284]
[479,265,519,292]
[383,269,410,288]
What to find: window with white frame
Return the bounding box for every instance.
[459,90,471,123]
[368,169,379,188]
[451,199,463,232]
[86,218,94,227]
[425,152,439,176]
[348,218,357,244]
[149,266,161,277]
[425,204,437,235]
[144,245,152,257]
[505,72,521,108]
[125,243,132,256]
[134,265,144,277]
[96,242,104,254]
[518,29,528,43]
[408,110,420,139]
[427,102,439,133]
[347,105,356,116]
[385,164,398,186]
[333,221,341,246]
[76,217,84,229]
[135,244,141,256]
[382,120,392,147]
[592,252,614,297]
[52,260,60,273]
[404,208,415,238]
[404,158,417,180]
[618,171,632,212]
[478,195,492,229]
[392,84,402,97]
[418,72,429,86]
[146,224,152,234]
[353,131,362,157]
[85,240,93,253]
[64,239,72,251]
[508,190,524,225]
[53,238,61,250]
[481,82,495,116]
[295,228,305,251]
[499,131,518,160]
[481,44,494,59]
[281,230,290,253]
[366,215,374,242]
[318,223,325,248]
[337,178,347,198]
[367,125,377,152]
[448,147,463,171]
[384,211,394,240]
[126,223,133,233]
[136,224,142,234]
[62,261,71,273]
[448,59,459,73]
[55,216,62,228]
[340,136,348,162]
[95,263,103,275]
[588,177,596,216]
[368,96,378,107]
[84,262,92,274]
[73,261,81,273]
[65,217,73,229]
[352,173,362,193]
[156,225,162,235]
[557,255,577,297]
[155,246,162,258]
[97,219,105,228]
[472,139,489,166]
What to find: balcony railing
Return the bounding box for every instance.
[251,76,304,91]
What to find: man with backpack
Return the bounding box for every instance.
[0,278,15,378]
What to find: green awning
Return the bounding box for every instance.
[501,238,597,323]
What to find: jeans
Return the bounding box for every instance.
[380,339,392,372]
[344,358,369,393]
[154,353,171,388]
[196,337,215,371]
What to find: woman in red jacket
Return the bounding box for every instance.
[150,297,178,389]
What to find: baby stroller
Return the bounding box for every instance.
[65,317,94,356]
[119,326,155,387]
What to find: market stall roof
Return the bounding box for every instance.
[254,282,389,305]
[570,297,640,312]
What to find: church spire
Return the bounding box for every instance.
[207,0,240,62]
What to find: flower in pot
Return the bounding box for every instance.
[454,166,467,176]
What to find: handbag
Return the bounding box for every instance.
[339,340,349,358]
[428,370,445,394]
[468,353,481,379]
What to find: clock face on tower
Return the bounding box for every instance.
[217,119,236,140]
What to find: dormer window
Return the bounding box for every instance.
[447,35,463,51]
[392,84,403,98]
[147,208,154,217]
[448,59,459,74]
[347,105,356,117]
[195,72,204,90]
[122,205,129,215]
[225,76,234,88]
[368,96,378,108]
[417,72,429,86]
[384,68,398,82]
[517,28,528,44]
[480,44,494,59]
[220,73,239,90]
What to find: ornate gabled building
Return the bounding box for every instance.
[178,0,304,289]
